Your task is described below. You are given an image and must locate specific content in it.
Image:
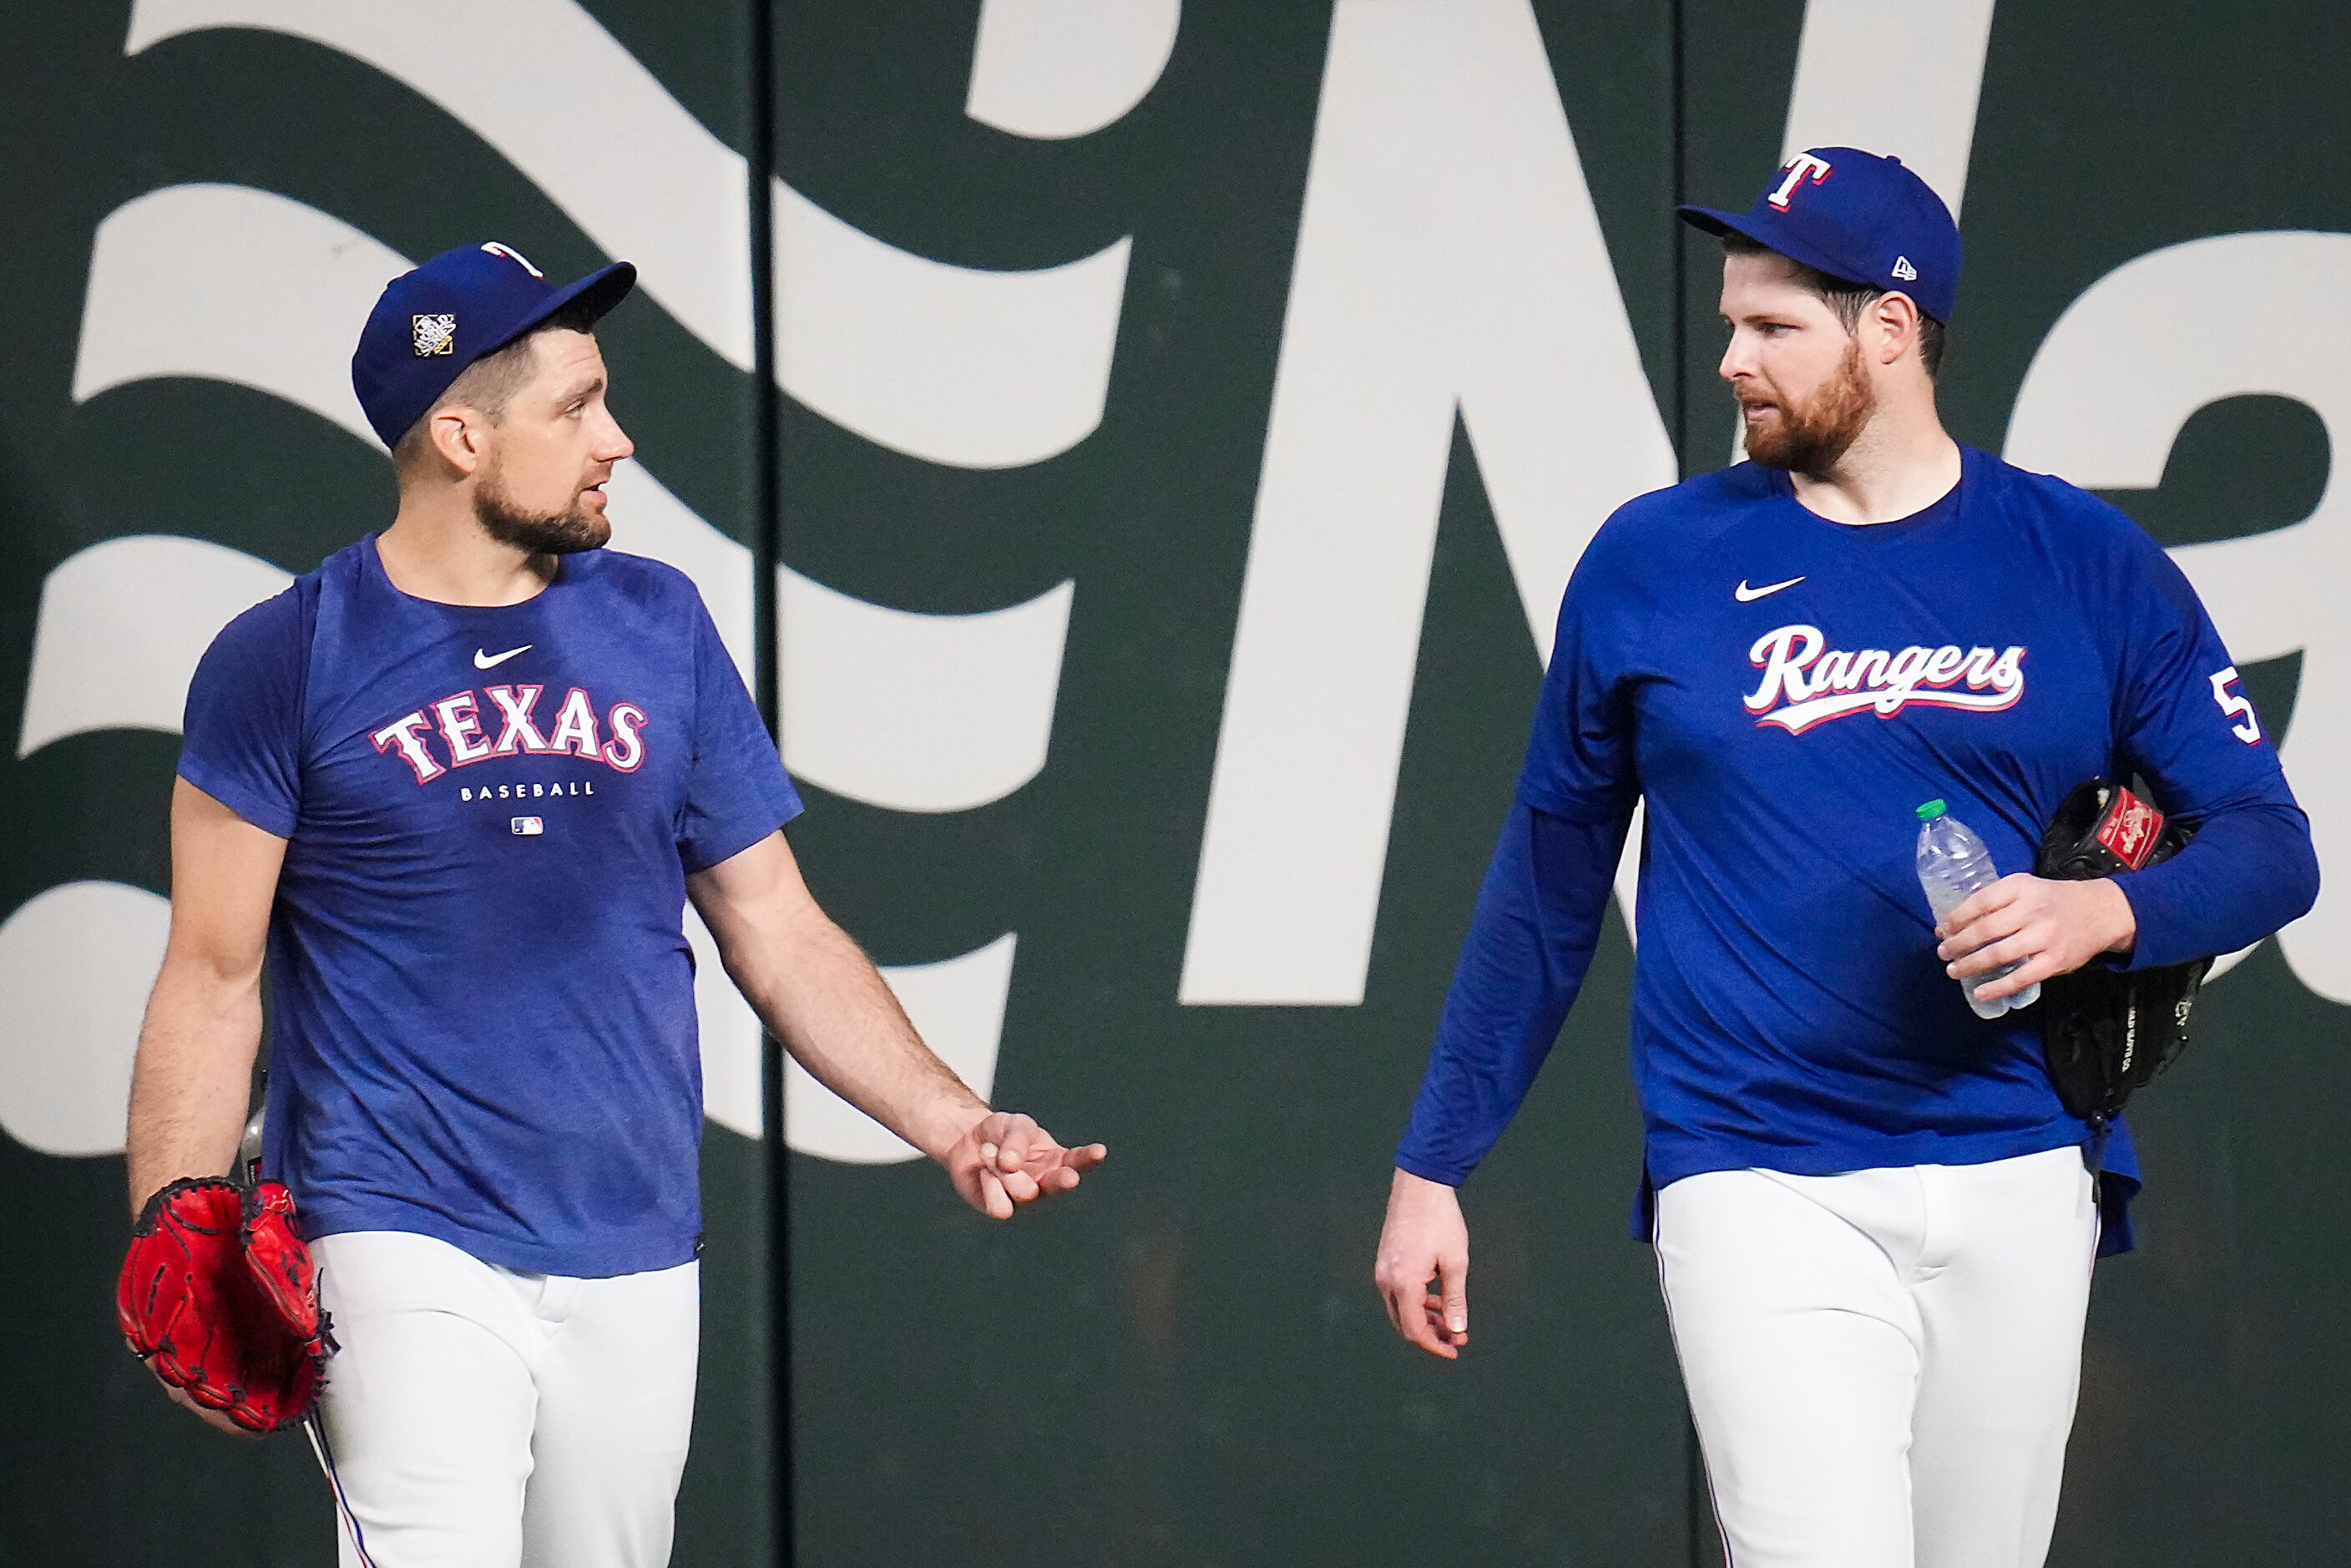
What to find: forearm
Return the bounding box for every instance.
[124,964,263,1216]
[2119,799,2320,969]
[726,910,987,1161]
[1396,803,1629,1186]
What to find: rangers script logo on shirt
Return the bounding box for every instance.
[1745,623,2027,734]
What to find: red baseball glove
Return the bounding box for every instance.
[116,1177,331,1433]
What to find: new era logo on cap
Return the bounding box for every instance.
[1892,255,1919,281]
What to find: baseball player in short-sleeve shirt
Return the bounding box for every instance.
[124,243,1105,1567]
[1373,150,2318,1565]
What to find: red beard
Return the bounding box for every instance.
[1739,336,1876,476]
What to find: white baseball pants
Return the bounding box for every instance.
[306,1230,700,1568]
[1656,1146,2100,1568]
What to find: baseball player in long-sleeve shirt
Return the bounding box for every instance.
[1373,149,2318,1566]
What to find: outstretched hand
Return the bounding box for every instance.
[943,1111,1107,1220]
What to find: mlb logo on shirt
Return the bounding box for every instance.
[510,816,544,837]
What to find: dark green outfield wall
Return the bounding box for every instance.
[3,4,2345,1564]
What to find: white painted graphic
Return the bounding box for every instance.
[773,185,1132,469]
[1181,0,1676,1005]
[125,0,1130,470]
[73,183,397,425]
[18,535,291,757]
[0,883,169,1157]
[967,0,1183,140]
[126,0,756,365]
[2007,230,2351,999]
[779,572,1072,813]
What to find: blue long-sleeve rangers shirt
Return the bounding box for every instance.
[1396,448,2318,1255]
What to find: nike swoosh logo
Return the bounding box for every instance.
[1734,576,1805,603]
[473,644,533,670]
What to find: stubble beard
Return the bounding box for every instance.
[474,459,612,556]
[1741,335,1877,478]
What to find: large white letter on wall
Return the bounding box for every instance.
[2006,230,2351,1001]
[1179,0,1676,1007]
[1776,0,1995,221]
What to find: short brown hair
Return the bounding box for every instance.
[1722,233,1947,377]
[391,298,604,471]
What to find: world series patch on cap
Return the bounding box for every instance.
[351,241,636,448]
[1677,145,1962,323]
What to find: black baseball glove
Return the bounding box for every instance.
[2035,778,2212,1124]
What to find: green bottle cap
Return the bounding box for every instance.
[1916,799,1948,822]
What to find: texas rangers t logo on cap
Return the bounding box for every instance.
[1767,152,1833,210]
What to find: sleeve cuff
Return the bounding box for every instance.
[1394,1150,1469,1187]
[176,756,296,840]
[679,787,804,875]
[2111,862,2202,972]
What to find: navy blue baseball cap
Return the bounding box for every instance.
[1678,147,1960,323]
[351,241,636,448]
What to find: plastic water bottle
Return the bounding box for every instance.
[1914,799,2040,1019]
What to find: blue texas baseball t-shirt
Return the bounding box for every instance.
[179,535,801,1277]
[1398,447,2317,1255]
